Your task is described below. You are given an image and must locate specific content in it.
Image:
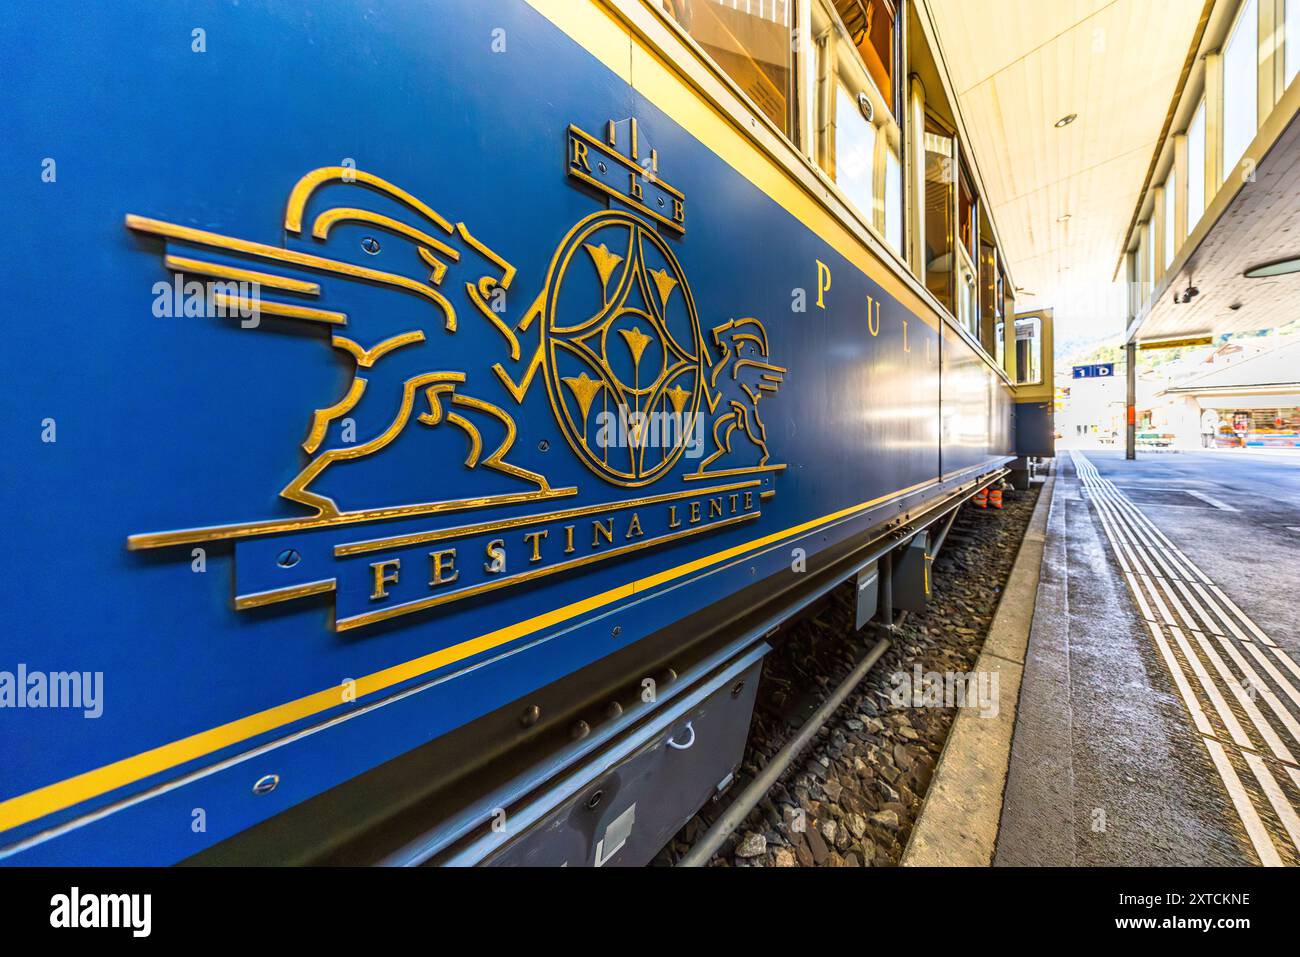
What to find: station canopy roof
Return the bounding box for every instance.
[926,0,1207,340]
[1164,336,1300,399]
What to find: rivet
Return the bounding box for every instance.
[605,701,623,719]
[571,720,590,740]
[520,704,541,727]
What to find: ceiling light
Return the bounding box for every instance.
[1244,256,1300,279]
[1055,113,1077,128]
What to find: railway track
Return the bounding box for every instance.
[654,484,1042,867]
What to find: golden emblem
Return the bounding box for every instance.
[542,210,705,487]
[121,119,790,630]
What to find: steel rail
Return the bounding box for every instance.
[677,634,893,866]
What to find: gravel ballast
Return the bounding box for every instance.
[654,484,1040,867]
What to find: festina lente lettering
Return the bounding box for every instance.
[356,489,760,622]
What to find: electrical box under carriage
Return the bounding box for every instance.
[481,658,763,867]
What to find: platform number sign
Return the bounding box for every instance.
[1072,363,1115,379]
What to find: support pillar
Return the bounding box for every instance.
[1126,340,1137,460]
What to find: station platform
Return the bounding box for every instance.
[995,450,1300,866]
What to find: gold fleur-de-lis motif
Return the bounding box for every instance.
[648,267,678,310]
[666,383,691,415]
[562,371,604,426]
[618,324,653,367]
[583,242,624,297]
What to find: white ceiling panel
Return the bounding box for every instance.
[927,0,1206,341]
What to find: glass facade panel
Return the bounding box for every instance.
[1187,98,1206,229]
[1289,0,1300,87]
[1222,0,1258,175]
[1148,221,1156,289]
[1164,171,1176,268]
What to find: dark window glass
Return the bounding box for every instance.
[979,241,999,353]
[958,167,977,258]
[833,0,897,108]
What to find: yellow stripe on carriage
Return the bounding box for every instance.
[0,468,991,836]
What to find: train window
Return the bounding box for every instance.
[1014,317,1042,386]
[954,163,979,337]
[958,167,977,259]
[659,0,796,136]
[832,0,898,111]
[979,241,999,353]
[1163,170,1176,267]
[812,0,903,253]
[922,120,955,313]
[1187,97,1206,229]
[1222,0,1258,174]
[1288,0,1300,87]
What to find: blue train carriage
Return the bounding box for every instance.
[0,0,1053,865]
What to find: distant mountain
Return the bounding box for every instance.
[1057,332,1122,366]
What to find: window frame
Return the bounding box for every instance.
[1287,0,1300,88]
[809,0,906,253]
[1163,169,1176,269]
[1221,0,1259,176]
[1186,95,1207,232]
[638,0,1016,380]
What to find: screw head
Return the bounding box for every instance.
[276,549,301,568]
[587,789,604,810]
[252,774,280,795]
[360,236,381,254]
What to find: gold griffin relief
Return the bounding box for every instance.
[126,166,577,550]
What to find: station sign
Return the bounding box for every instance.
[1072,363,1115,379]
